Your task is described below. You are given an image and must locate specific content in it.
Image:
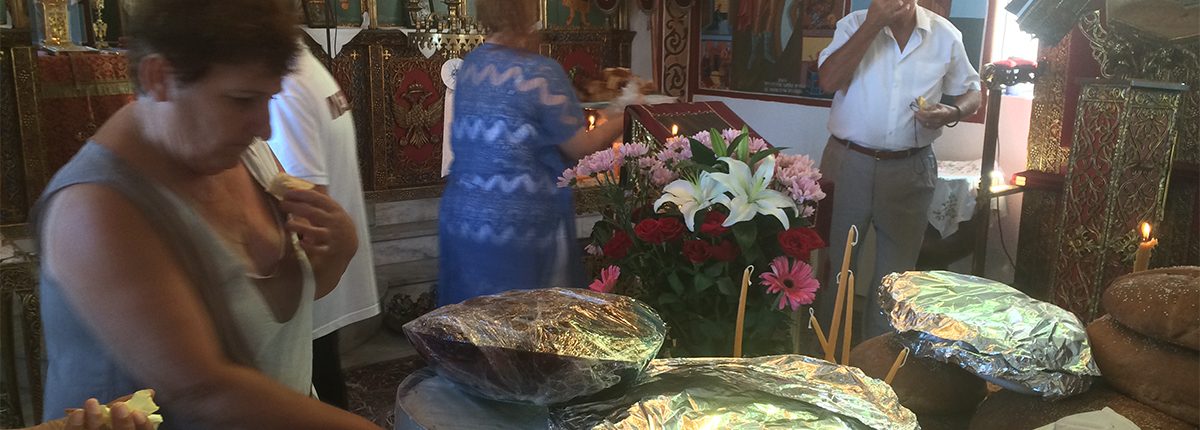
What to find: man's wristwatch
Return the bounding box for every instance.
[946,103,961,128]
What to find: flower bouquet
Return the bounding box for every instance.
[559,128,827,357]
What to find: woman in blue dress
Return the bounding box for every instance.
[438,0,626,305]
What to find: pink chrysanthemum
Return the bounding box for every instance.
[556,167,576,188]
[759,256,820,311]
[589,265,621,293]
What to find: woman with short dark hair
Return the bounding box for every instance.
[34,0,378,428]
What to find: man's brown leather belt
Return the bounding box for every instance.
[832,136,928,160]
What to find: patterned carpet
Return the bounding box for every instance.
[346,355,428,429]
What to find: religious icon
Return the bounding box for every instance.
[562,0,591,27]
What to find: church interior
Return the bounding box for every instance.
[0,0,1197,428]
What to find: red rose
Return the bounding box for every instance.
[778,227,826,261]
[682,240,711,263]
[699,211,729,236]
[634,218,664,243]
[709,240,739,262]
[658,218,685,242]
[603,230,633,259]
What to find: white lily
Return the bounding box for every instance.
[653,174,722,231]
[708,156,797,229]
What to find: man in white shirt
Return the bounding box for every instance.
[815,0,981,339]
[268,44,380,408]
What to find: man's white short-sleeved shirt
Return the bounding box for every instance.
[819,7,981,151]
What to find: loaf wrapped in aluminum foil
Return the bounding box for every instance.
[879,271,1100,398]
[549,355,918,430]
[402,288,666,405]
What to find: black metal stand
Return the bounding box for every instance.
[971,61,1038,277]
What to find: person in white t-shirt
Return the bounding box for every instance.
[268,43,380,408]
[814,0,981,340]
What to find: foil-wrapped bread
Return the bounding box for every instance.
[879,271,1100,399]
[550,355,919,430]
[402,288,666,405]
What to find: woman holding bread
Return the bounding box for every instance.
[437,0,630,305]
[33,0,377,428]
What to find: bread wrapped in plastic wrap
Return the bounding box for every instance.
[879,271,1100,398]
[549,355,918,430]
[402,288,666,405]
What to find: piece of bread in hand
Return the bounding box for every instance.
[268,173,316,200]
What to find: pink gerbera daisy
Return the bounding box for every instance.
[589,265,621,294]
[759,256,820,311]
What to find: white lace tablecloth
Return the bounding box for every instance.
[928,159,999,238]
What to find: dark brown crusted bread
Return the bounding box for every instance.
[849,333,987,415]
[969,381,1194,430]
[1088,315,1199,425]
[1102,266,1199,350]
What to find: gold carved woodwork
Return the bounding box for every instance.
[0,254,43,426]
[11,47,44,220]
[658,1,691,99]
[1080,11,1200,167]
[1050,80,1186,321]
[1,30,33,225]
[1026,33,1072,173]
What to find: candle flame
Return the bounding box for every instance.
[671,124,679,136]
[587,115,596,130]
[1141,222,1151,240]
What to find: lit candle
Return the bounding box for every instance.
[587,114,596,131]
[1133,222,1158,272]
[670,124,679,137]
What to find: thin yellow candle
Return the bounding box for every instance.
[841,271,855,365]
[1133,222,1158,272]
[809,312,831,359]
[884,347,910,385]
[827,225,858,362]
[733,265,753,358]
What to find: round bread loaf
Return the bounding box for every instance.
[969,381,1193,430]
[1103,266,1199,350]
[1088,315,1199,425]
[916,412,974,430]
[849,333,986,415]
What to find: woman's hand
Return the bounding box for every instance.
[277,188,358,297]
[35,394,155,430]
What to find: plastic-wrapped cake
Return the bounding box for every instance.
[402,288,666,405]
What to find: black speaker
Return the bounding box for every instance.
[1006,0,1100,44]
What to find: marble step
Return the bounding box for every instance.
[370,197,441,227]
[369,214,603,268]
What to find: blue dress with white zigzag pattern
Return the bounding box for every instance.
[438,42,586,306]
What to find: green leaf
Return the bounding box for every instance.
[733,221,763,264]
[703,263,725,278]
[694,274,715,293]
[716,276,735,295]
[735,135,750,162]
[689,139,718,167]
[710,128,728,157]
[749,147,783,166]
[658,293,680,305]
[668,272,685,295]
